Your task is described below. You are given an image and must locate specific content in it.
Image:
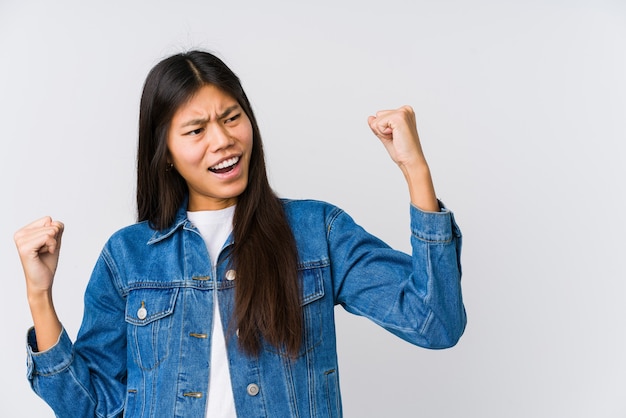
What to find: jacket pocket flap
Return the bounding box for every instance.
[125,287,179,326]
[299,263,325,306]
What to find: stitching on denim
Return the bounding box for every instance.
[325,207,344,241]
[411,232,454,244]
[297,259,330,269]
[101,249,127,299]
[33,347,75,377]
[124,288,179,325]
[420,244,434,336]
[420,310,435,336]
[66,360,102,417]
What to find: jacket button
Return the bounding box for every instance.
[137,301,147,320]
[246,383,259,396]
[225,270,236,281]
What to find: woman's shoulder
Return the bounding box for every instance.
[281,198,344,217]
[110,219,153,236]
[280,198,353,233]
[103,220,162,251]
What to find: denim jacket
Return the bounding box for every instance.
[26,199,465,418]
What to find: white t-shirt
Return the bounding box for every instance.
[187,206,237,418]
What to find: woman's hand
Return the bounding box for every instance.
[14,217,64,351]
[368,105,426,169]
[368,106,439,212]
[14,217,64,295]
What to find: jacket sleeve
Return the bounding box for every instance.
[26,251,127,418]
[328,202,465,348]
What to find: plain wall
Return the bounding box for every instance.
[1,0,625,416]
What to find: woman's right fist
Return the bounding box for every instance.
[14,217,65,294]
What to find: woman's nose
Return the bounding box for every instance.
[207,125,234,152]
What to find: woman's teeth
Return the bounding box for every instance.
[209,156,239,173]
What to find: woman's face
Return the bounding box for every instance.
[167,84,253,211]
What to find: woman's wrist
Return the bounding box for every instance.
[402,163,439,212]
[27,288,62,351]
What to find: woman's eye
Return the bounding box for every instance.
[225,114,241,123]
[185,128,204,136]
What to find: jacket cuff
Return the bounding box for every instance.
[26,327,73,379]
[410,200,459,242]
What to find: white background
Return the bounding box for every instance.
[1,0,625,416]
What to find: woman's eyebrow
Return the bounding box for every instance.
[179,105,241,128]
[180,117,209,128]
[217,104,241,119]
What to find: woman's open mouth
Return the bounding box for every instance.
[208,156,240,174]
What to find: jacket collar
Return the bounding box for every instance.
[146,195,236,248]
[147,196,191,245]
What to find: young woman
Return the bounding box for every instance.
[15,50,466,417]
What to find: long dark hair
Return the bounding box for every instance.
[136,50,302,357]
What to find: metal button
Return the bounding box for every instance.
[247,383,259,396]
[137,301,147,320]
[225,270,236,281]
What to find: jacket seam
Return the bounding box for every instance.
[325,207,344,240]
[101,249,127,299]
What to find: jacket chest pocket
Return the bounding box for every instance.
[265,263,326,358]
[125,287,179,371]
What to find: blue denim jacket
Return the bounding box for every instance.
[26,199,465,418]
